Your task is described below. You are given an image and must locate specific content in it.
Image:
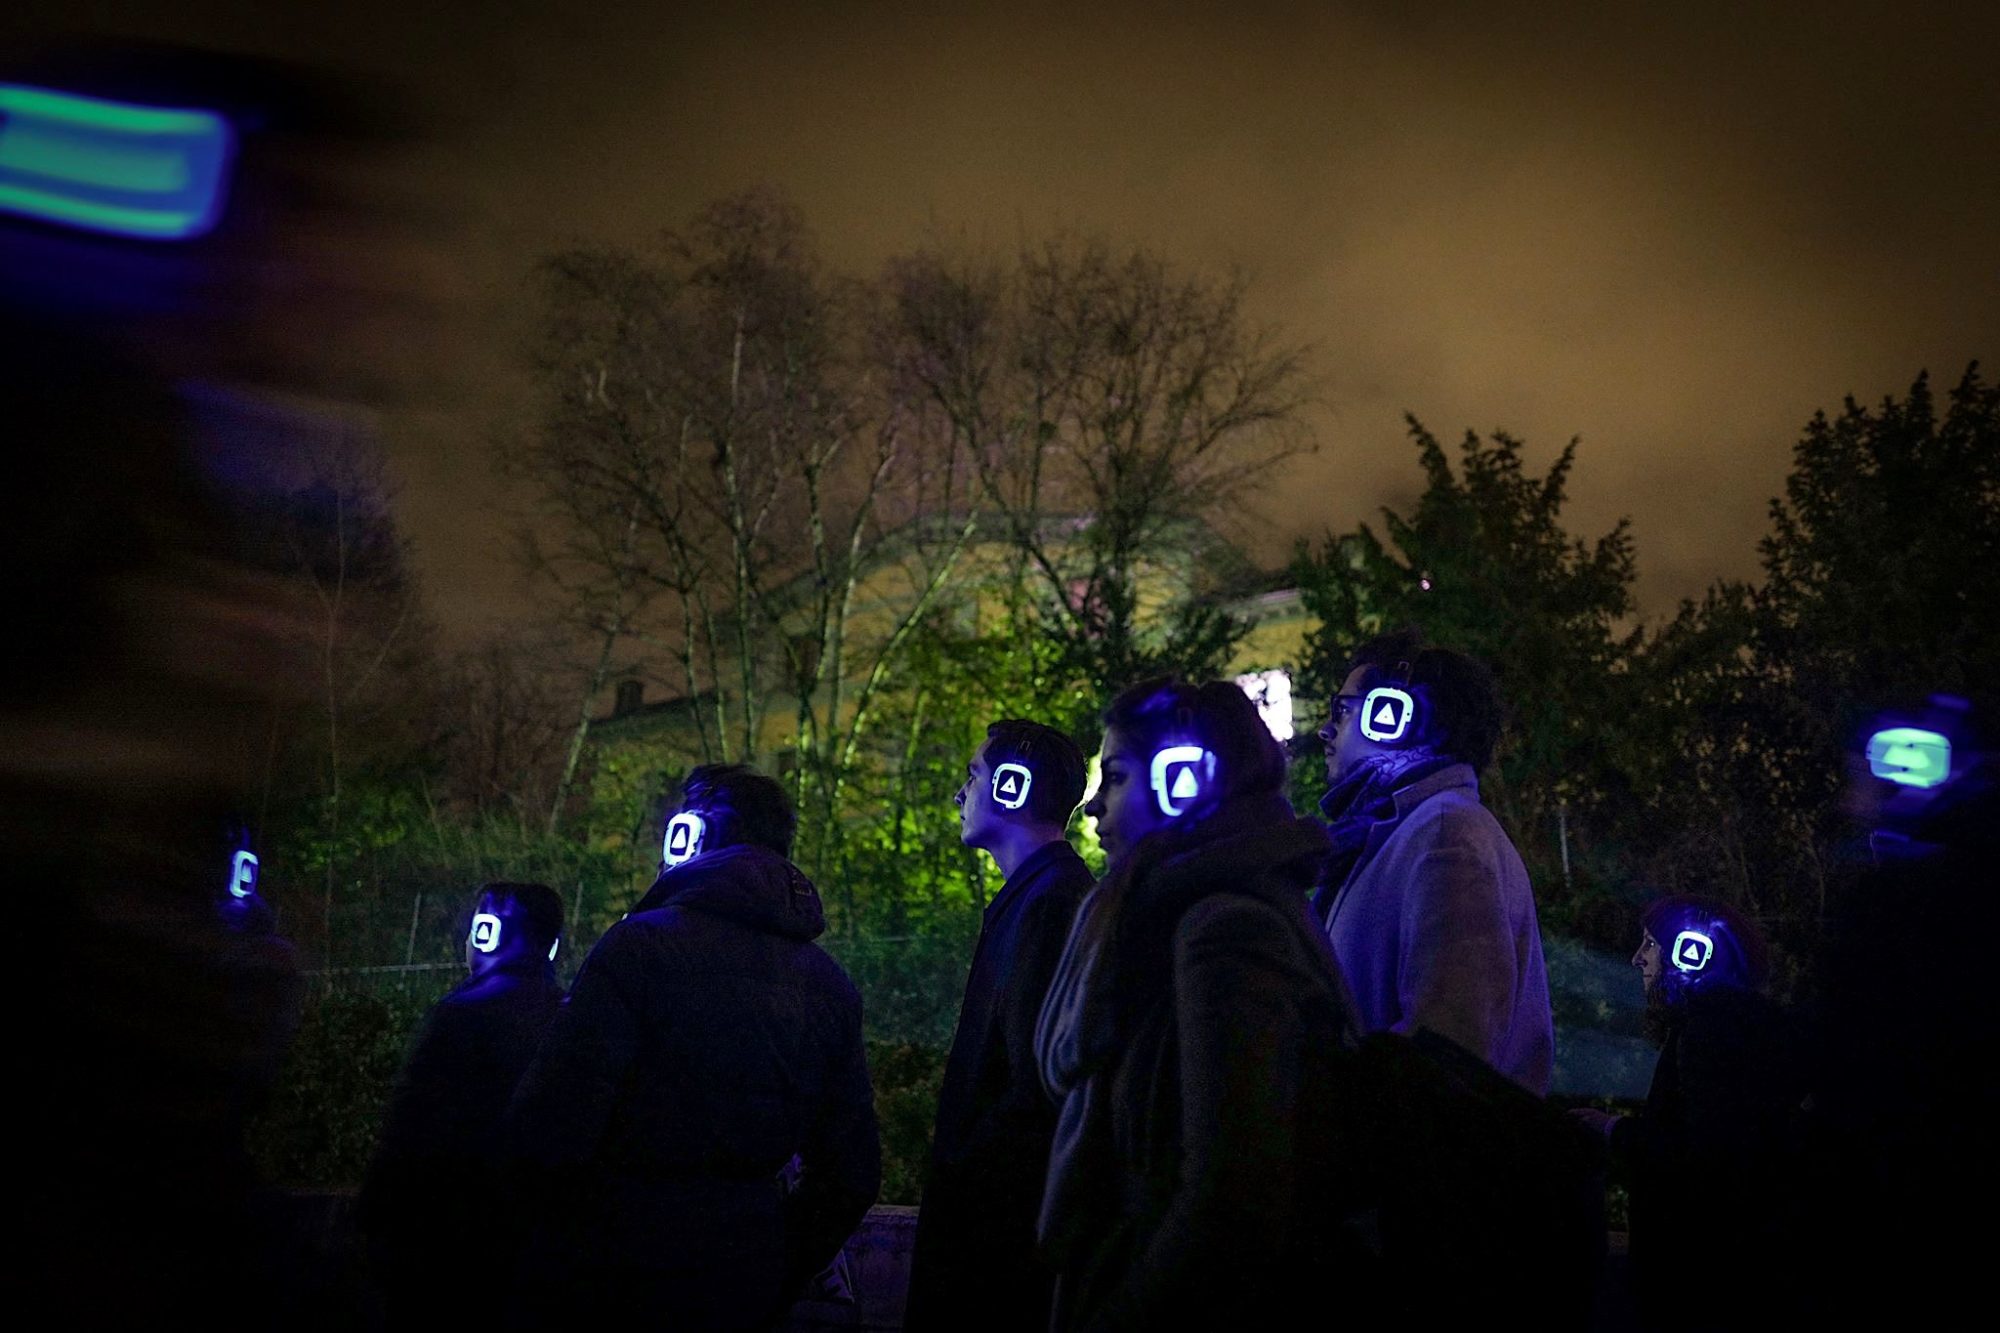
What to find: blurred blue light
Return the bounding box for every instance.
[227,849,258,899]
[0,82,235,240]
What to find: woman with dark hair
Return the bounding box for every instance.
[1573,896,1806,1332]
[1034,678,1368,1330]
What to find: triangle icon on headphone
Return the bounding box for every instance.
[1681,940,1702,964]
[998,775,1019,796]
[1171,767,1199,800]
[1374,701,1400,729]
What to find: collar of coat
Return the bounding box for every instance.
[635,843,827,942]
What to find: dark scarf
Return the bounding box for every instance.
[1037,791,1322,1098]
[1312,749,1458,910]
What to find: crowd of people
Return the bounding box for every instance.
[5,315,1990,1333]
[340,637,1992,1331]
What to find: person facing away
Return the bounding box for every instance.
[1570,897,1806,1332]
[360,882,566,1329]
[1312,629,1555,1093]
[507,764,880,1330]
[1035,678,1372,1331]
[904,720,1095,1333]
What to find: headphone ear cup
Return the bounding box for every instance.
[1150,745,1216,818]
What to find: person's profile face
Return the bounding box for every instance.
[1319,666,1386,783]
[1083,727,1169,867]
[956,739,1004,850]
[1633,930,1663,995]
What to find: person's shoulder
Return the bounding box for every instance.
[1174,889,1301,955]
[796,939,866,1010]
[1023,845,1095,907]
[1396,780,1516,853]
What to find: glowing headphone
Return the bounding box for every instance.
[1150,705,1218,819]
[226,847,260,900]
[468,908,560,961]
[1358,660,1422,746]
[662,811,707,867]
[992,762,1033,811]
[1669,929,1714,973]
[1865,726,1952,790]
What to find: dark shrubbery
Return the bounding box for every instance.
[248,982,442,1188]
[248,960,965,1204]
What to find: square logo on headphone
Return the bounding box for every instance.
[663,812,706,867]
[1359,686,1415,743]
[992,762,1033,810]
[1151,745,1213,818]
[470,912,502,953]
[1671,929,1713,973]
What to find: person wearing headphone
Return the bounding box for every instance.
[361,882,567,1329]
[1312,630,1554,1093]
[506,764,880,1329]
[1571,897,1805,1332]
[1034,678,1366,1330]
[906,721,1095,1333]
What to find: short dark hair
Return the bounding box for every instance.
[681,763,797,858]
[1347,629,1505,773]
[1101,676,1288,809]
[984,719,1089,825]
[481,881,565,951]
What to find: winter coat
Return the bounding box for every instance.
[1613,986,1806,1332]
[1317,763,1555,1093]
[361,959,564,1326]
[906,840,1094,1332]
[1036,801,1369,1331]
[506,845,881,1329]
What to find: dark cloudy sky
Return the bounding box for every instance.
[17,2,2000,638]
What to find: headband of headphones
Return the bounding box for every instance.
[662,810,708,867]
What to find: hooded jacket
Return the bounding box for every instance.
[507,845,880,1323]
[1315,763,1554,1094]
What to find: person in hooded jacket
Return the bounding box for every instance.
[360,882,566,1329]
[905,720,1095,1332]
[1570,897,1805,1332]
[1034,678,1371,1331]
[506,764,880,1330]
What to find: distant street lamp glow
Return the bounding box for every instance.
[1234,668,1294,742]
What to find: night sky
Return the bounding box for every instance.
[14,1,2000,637]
